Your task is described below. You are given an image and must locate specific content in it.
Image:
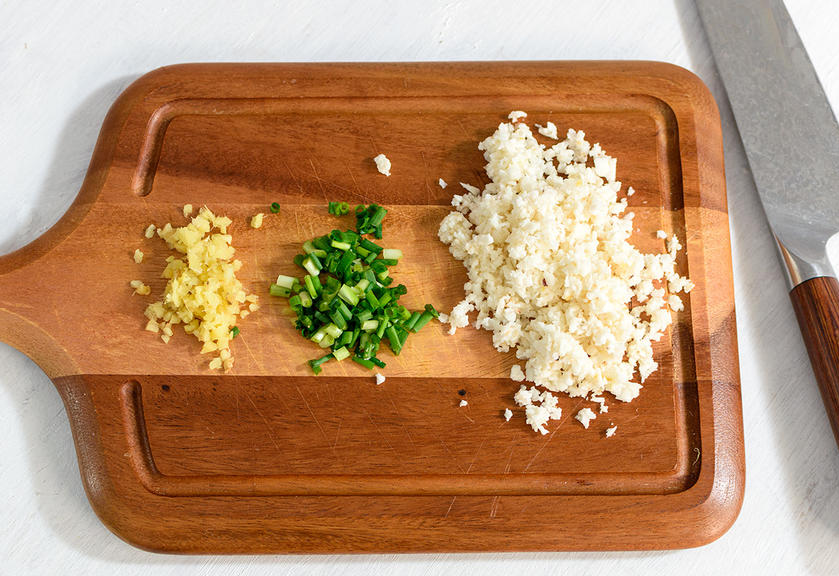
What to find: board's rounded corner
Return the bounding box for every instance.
[679,452,745,548]
[642,61,722,127]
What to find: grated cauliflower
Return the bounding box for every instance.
[438,115,693,434]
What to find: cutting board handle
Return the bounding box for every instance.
[790,276,839,449]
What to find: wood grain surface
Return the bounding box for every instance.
[790,276,839,447]
[0,61,743,553]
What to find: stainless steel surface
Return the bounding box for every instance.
[696,0,839,286]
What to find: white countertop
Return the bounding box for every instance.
[3,1,839,573]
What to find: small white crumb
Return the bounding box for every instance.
[459,182,481,194]
[627,186,636,197]
[590,394,608,414]
[250,213,264,229]
[510,364,526,382]
[459,399,468,407]
[605,425,618,438]
[600,404,609,414]
[508,110,527,122]
[504,408,513,421]
[536,121,558,139]
[575,407,597,429]
[133,249,144,264]
[438,312,449,324]
[438,178,448,189]
[373,153,391,176]
[656,229,667,239]
[144,224,156,239]
[183,204,193,218]
[375,373,386,385]
[668,294,684,312]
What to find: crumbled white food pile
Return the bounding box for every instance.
[459,399,468,407]
[575,407,597,429]
[514,385,562,435]
[373,153,392,176]
[250,213,264,229]
[439,178,448,189]
[508,110,527,122]
[133,249,144,264]
[605,425,618,438]
[504,408,513,421]
[438,114,694,434]
[142,206,258,371]
[375,373,386,385]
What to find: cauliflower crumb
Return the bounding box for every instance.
[459,399,468,407]
[514,385,562,434]
[144,224,156,239]
[656,229,667,239]
[183,204,193,218]
[504,408,513,421]
[510,364,526,382]
[605,425,618,438]
[133,249,144,264]
[627,186,636,197]
[439,178,448,189]
[438,114,693,433]
[250,213,264,229]
[575,408,597,429]
[373,153,391,176]
[375,373,386,385]
[536,121,559,139]
[508,110,527,122]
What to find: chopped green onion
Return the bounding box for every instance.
[361,319,379,332]
[381,248,402,260]
[324,323,343,338]
[275,274,297,289]
[352,357,376,370]
[270,202,281,213]
[309,353,332,374]
[332,346,350,361]
[338,284,360,306]
[270,283,291,298]
[405,311,421,331]
[412,310,435,332]
[230,326,240,338]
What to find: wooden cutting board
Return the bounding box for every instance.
[0,62,743,553]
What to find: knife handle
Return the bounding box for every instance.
[790,276,839,448]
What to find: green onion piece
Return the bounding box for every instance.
[386,325,402,354]
[377,291,392,307]
[369,205,387,227]
[310,326,328,344]
[304,275,319,299]
[336,300,353,322]
[289,294,302,309]
[331,239,352,251]
[424,303,439,318]
[376,317,389,339]
[412,310,435,332]
[336,331,353,347]
[318,334,335,349]
[378,258,399,266]
[275,274,297,289]
[338,284,360,306]
[270,283,291,298]
[356,309,373,322]
[381,248,402,260]
[302,255,322,276]
[352,357,376,370]
[308,353,332,375]
[405,311,422,331]
[365,290,381,309]
[332,346,350,361]
[361,319,379,332]
[359,238,383,253]
[293,254,305,268]
[270,202,281,214]
[329,310,348,330]
[324,323,343,338]
[230,326,240,338]
[370,357,386,368]
[299,291,313,307]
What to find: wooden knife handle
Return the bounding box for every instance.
[790,276,839,448]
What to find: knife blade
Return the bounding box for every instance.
[697,0,839,448]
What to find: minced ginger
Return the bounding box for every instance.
[142,205,256,372]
